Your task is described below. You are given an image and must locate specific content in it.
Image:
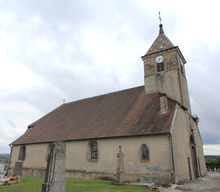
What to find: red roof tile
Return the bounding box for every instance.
[11,86,177,145]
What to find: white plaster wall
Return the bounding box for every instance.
[10,146,19,167]
[172,107,206,183]
[10,135,171,176]
[10,143,49,169]
[191,121,207,176]
[172,108,192,183]
[65,135,171,174]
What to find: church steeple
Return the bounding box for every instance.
[159,12,164,34]
[141,22,191,114]
[144,24,174,56]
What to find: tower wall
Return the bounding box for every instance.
[142,47,191,114]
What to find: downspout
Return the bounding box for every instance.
[6,144,12,176]
[167,103,179,184]
[167,103,189,183]
[167,133,175,184]
[168,103,188,183]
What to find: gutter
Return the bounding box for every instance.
[178,103,188,111]
[6,144,12,176]
[170,104,178,133]
[11,131,170,146]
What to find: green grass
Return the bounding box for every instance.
[0,177,152,192]
[0,177,43,192]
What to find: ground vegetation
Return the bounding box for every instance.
[0,177,152,192]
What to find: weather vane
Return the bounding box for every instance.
[159,12,162,24]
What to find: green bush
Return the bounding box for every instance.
[4,156,10,163]
[206,157,220,168]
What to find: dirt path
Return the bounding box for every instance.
[158,172,220,192]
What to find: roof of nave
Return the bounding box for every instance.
[11,86,177,145]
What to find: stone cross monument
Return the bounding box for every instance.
[42,141,66,192]
[117,146,125,183]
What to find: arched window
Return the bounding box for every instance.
[90,141,98,160]
[140,144,149,162]
[18,145,26,161]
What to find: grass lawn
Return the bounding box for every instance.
[0,177,153,192]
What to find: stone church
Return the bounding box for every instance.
[8,24,207,184]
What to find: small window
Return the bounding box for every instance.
[140,144,149,162]
[180,64,183,74]
[18,145,26,161]
[180,58,184,74]
[157,62,164,72]
[190,134,195,145]
[90,141,98,160]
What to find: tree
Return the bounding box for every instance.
[4,156,9,163]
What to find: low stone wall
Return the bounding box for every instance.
[65,169,171,184]
[65,169,117,181]
[8,167,171,184]
[8,167,46,178]
[125,172,171,184]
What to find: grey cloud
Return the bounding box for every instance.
[0,0,219,153]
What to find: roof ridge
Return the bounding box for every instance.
[63,85,144,105]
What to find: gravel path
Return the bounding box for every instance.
[158,172,220,192]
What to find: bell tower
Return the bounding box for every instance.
[141,23,191,114]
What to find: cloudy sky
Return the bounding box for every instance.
[0,0,219,155]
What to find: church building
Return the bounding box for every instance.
[8,23,207,184]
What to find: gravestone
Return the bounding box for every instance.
[117,146,125,183]
[0,163,4,178]
[42,141,66,192]
[14,161,23,176]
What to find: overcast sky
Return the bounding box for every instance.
[0,0,219,155]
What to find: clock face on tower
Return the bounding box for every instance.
[155,56,164,63]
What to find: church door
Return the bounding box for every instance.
[191,145,199,178]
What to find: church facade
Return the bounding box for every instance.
[8,24,207,184]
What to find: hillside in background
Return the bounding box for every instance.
[0,153,10,159]
[205,155,220,161]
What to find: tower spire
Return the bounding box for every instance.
[159,12,164,34]
[142,12,174,56]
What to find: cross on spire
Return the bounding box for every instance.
[159,11,162,24]
[158,12,164,34]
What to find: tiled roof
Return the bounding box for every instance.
[11,86,177,145]
[144,25,174,56]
